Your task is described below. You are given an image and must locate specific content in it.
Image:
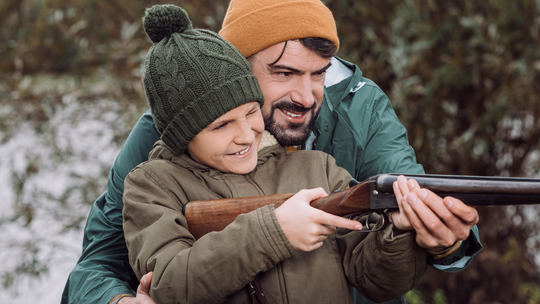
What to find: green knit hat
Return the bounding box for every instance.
[142,4,264,154]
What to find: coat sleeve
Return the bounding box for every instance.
[61,110,160,304]
[123,166,295,304]
[336,218,427,303]
[323,152,426,302]
[348,81,482,273]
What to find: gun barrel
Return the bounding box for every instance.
[370,174,540,207]
[375,174,540,195]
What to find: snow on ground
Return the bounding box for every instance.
[0,94,138,304]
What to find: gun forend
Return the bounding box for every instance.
[368,174,540,209]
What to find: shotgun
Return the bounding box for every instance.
[184,174,540,240]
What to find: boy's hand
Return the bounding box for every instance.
[275,188,363,252]
[392,175,479,252]
[391,175,419,231]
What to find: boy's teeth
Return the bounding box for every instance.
[283,110,301,117]
[235,146,250,155]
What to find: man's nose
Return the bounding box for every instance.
[290,76,315,109]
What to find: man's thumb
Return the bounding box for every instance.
[139,272,153,294]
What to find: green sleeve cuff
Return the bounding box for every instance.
[428,225,483,272]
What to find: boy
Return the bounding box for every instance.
[123,5,426,304]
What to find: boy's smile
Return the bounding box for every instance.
[186,102,264,175]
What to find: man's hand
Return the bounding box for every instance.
[275,188,363,252]
[391,175,479,252]
[119,272,156,304]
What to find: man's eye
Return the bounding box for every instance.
[313,71,326,80]
[277,72,292,77]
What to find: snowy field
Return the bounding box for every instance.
[0,74,145,304]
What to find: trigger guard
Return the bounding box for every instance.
[349,210,388,233]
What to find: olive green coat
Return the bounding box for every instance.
[123,140,426,304]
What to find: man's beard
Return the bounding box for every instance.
[263,100,321,146]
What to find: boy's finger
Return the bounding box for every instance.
[393,181,404,204]
[406,192,457,247]
[397,175,411,199]
[442,196,479,226]
[414,189,474,238]
[322,212,363,231]
[407,178,421,193]
[296,187,329,203]
[400,197,443,248]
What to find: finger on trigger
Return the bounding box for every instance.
[328,214,363,231]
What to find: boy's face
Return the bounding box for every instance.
[186,102,264,174]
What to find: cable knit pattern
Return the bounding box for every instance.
[142,5,265,154]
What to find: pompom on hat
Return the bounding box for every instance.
[219,0,340,58]
[142,4,264,155]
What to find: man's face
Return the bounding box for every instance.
[249,41,331,146]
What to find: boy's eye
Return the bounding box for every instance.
[247,108,260,116]
[213,122,227,130]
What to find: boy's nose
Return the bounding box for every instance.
[234,121,255,144]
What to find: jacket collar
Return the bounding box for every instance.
[324,57,365,110]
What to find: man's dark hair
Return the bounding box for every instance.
[247,37,338,64]
[299,37,338,59]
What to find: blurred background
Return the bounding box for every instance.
[0,0,539,303]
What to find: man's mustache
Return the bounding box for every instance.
[272,100,317,114]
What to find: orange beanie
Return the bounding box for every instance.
[219,0,339,58]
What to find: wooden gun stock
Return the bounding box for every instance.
[184,174,540,240]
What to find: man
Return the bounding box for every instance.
[61,0,481,303]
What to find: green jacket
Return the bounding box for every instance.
[61,57,481,304]
[123,140,426,304]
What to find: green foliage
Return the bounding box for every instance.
[405,289,425,304]
[432,289,448,304]
[1,0,540,302]
[405,288,448,304]
[520,283,540,304]
[0,0,227,76]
